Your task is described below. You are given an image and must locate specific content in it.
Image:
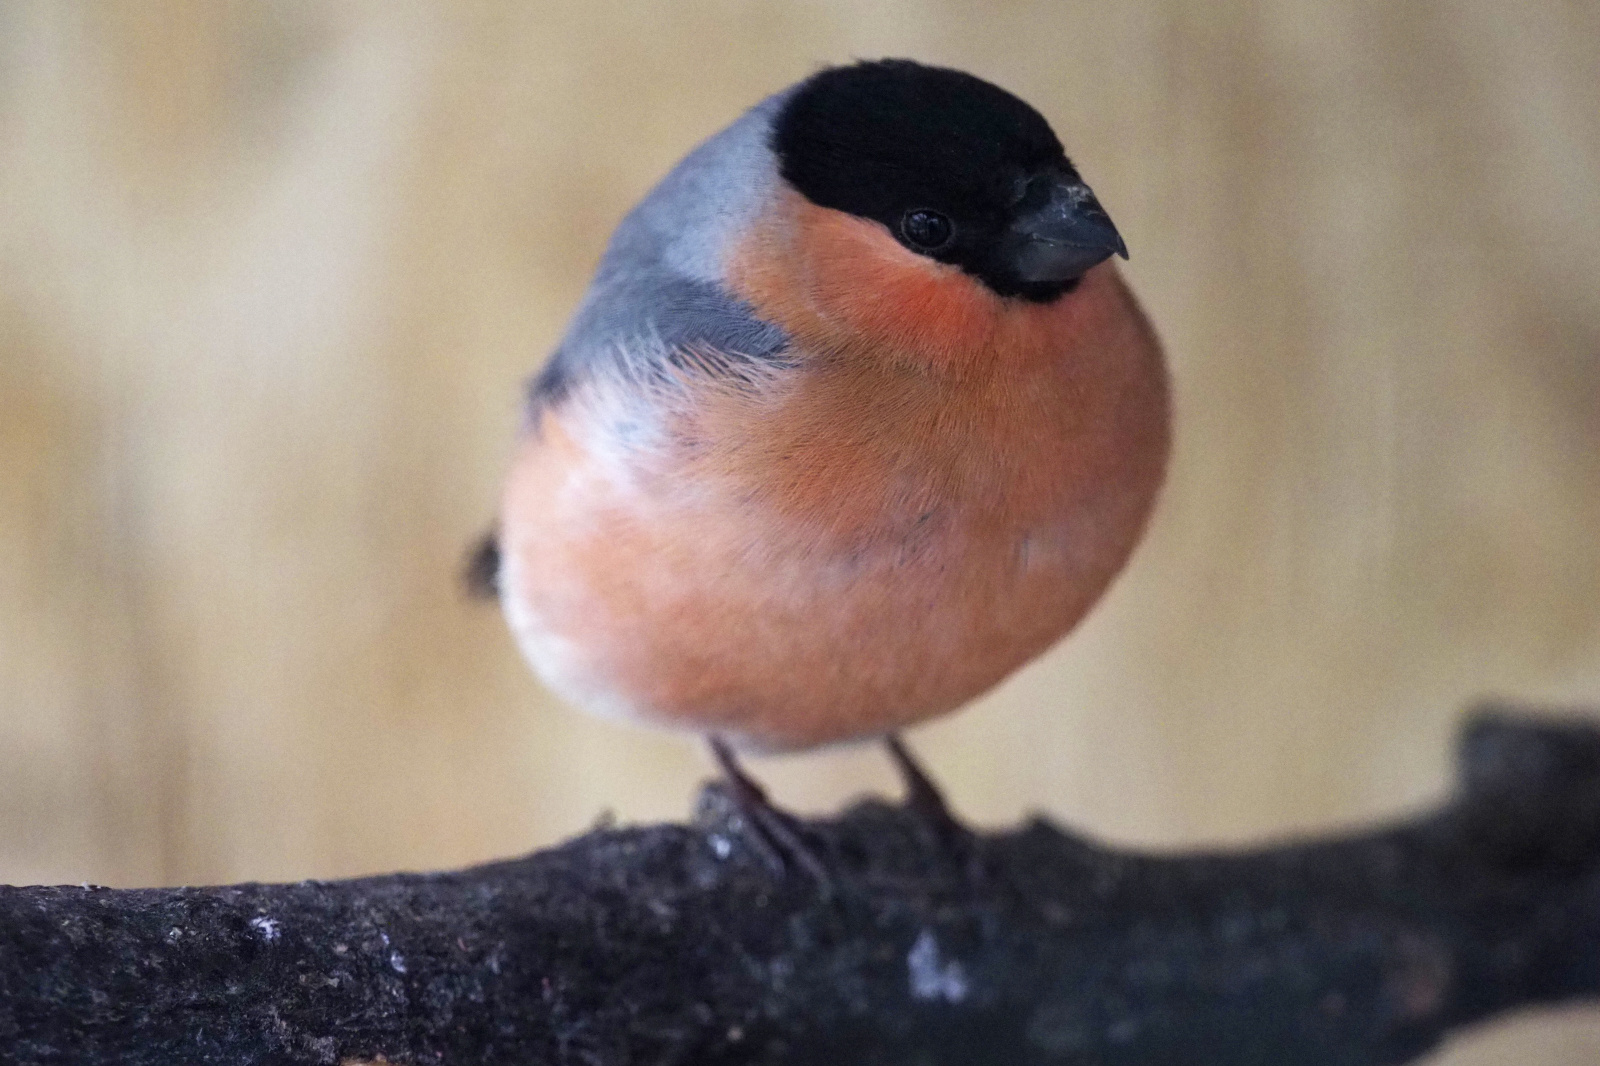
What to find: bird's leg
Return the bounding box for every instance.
[708,737,833,891]
[884,734,969,849]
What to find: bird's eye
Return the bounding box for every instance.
[900,209,953,251]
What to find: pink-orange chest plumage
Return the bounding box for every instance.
[500,201,1169,750]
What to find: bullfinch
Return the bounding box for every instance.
[471,59,1170,848]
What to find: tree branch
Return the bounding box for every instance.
[5,705,1600,1065]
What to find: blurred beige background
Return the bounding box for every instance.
[2,1,1598,1059]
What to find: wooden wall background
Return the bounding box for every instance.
[2,2,1597,1060]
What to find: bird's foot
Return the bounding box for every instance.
[884,734,984,878]
[709,737,834,893]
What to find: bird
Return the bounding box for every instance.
[470,59,1170,863]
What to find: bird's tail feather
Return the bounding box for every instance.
[462,529,502,600]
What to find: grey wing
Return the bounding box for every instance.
[525,90,791,415]
[525,273,790,413]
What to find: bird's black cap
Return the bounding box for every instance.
[773,59,1125,302]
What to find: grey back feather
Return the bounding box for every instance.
[528,93,794,412]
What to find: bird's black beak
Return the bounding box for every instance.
[1002,175,1128,285]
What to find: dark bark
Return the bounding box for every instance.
[4,705,1600,1065]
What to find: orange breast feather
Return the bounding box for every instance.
[500,193,1169,750]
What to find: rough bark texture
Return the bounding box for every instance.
[4,706,1600,1066]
